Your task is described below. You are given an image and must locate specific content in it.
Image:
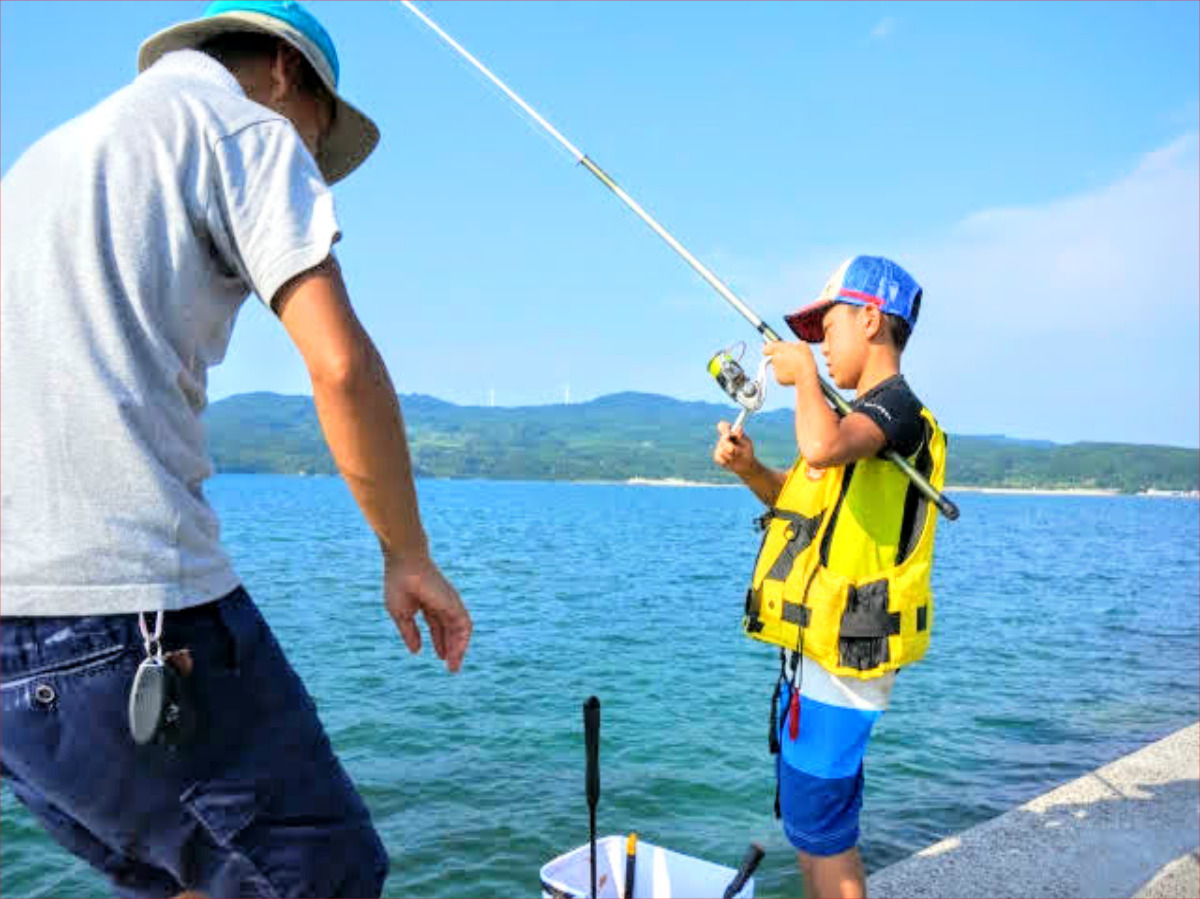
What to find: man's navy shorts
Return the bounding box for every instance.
[1,587,389,898]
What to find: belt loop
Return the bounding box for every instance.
[214,587,244,673]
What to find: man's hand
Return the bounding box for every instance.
[713,421,757,476]
[384,554,472,673]
[763,340,818,387]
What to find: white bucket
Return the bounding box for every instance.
[540,835,754,899]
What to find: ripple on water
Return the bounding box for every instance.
[2,481,1195,897]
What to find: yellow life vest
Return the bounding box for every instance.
[744,407,947,679]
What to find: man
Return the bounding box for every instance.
[0,2,471,895]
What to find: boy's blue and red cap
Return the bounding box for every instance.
[785,256,922,343]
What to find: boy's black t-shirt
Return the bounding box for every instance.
[851,375,925,459]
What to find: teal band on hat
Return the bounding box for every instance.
[203,0,340,85]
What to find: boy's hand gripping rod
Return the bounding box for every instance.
[400,1,960,521]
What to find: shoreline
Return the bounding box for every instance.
[946,484,1120,497]
[218,472,1200,497]
[616,480,1199,496]
[947,485,1200,498]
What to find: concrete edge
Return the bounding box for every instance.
[867,722,1200,898]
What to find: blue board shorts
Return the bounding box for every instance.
[0,587,389,898]
[774,654,894,857]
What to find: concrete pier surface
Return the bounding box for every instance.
[867,722,1199,898]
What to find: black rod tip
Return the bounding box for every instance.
[939,497,961,521]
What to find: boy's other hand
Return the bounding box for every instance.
[714,420,757,476]
[763,340,817,387]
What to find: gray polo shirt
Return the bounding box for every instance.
[1,50,340,616]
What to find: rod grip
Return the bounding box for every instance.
[584,696,600,809]
[722,843,765,899]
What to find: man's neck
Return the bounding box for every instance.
[853,350,901,397]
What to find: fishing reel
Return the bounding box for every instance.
[708,342,770,431]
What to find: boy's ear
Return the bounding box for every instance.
[861,305,884,340]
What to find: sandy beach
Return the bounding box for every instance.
[946,485,1121,497]
[947,485,1199,498]
[624,477,739,488]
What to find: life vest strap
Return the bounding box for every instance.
[764,511,821,582]
[781,602,810,626]
[896,422,936,565]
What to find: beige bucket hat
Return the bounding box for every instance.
[138,1,379,184]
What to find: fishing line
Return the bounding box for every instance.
[398,16,568,168]
[397,1,960,521]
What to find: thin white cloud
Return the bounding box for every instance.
[870,17,897,41]
[923,132,1198,329]
[899,134,1199,445]
[735,134,1200,445]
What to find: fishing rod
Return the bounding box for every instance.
[399,1,960,522]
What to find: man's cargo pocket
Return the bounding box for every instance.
[180,772,386,898]
[181,781,280,898]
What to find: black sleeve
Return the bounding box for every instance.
[852,377,925,459]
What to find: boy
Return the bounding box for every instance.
[713,256,947,898]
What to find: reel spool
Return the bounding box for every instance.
[708,343,770,429]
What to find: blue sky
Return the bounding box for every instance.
[3,2,1197,446]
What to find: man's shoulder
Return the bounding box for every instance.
[132,51,285,146]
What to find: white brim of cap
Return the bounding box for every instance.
[138,11,379,184]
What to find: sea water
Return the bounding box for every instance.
[2,477,1196,897]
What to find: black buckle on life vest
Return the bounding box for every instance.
[764,512,821,583]
[781,603,811,627]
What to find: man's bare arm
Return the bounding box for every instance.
[274,257,471,671]
[275,257,425,561]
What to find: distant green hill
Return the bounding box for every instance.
[205,392,1200,493]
